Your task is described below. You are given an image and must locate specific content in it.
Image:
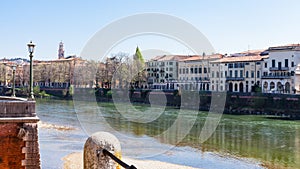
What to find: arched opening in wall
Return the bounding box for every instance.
[270,82,275,92]
[234,83,238,92]
[229,82,233,92]
[263,82,268,92]
[277,82,282,93]
[206,84,210,91]
[239,82,244,93]
[285,82,290,93]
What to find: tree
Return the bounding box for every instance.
[132,46,146,88]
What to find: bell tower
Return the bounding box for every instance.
[58,41,64,59]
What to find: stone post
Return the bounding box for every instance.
[84,132,121,169]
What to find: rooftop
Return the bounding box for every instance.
[268,44,300,51]
[150,55,191,62]
[181,54,223,62]
[212,55,268,63]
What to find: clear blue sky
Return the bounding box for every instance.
[1,0,300,60]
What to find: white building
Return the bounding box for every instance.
[261,44,300,94]
[178,54,222,91]
[212,50,267,92]
[146,55,189,89]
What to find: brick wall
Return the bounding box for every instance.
[0,97,40,169]
[0,123,25,169]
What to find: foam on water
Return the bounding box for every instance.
[38,121,76,131]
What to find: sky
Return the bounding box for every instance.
[1,0,300,61]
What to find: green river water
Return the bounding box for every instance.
[37,99,300,168]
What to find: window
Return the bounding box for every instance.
[179,68,182,74]
[195,67,198,74]
[217,71,219,78]
[251,71,254,78]
[204,67,207,73]
[190,68,193,74]
[186,68,189,74]
[257,71,260,78]
[234,63,238,68]
[278,62,282,69]
[240,70,243,77]
[256,62,261,65]
[183,68,185,74]
[246,71,249,78]
[272,60,275,67]
[292,61,295,67]
[199,67,202,73]
[225,71,228,77]
[229,70,233,77]
[221,71,223,78]
[169,67,173,71]
[285,59,288,67]
[212,71,215,78]
[265,62,267,68]
[235,70,238,77]
[169,62,173,65]
[228,63,233,68]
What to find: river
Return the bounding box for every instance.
[36,99,300,169]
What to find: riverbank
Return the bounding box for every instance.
[62,152,200,169]
[73,88,300,120]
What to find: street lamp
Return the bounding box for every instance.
[27,41,35,100]
[11,65,16,97]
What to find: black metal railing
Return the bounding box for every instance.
[97,149,137,169]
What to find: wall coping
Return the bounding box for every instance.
[0,96,33,102]
[0,117,39,123]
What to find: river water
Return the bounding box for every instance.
[36,99,300,169]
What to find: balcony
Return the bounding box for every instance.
[261,75,290,79]
[226,77,245,81]
[269,67,289,71]
[198,77,210,81]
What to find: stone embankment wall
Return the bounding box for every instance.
[94,89,300,119]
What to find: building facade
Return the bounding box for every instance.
[213,51,267,93]
[146,55,189,89]
[261,45,300,94]
[178,54,222,91]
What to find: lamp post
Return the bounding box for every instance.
[27,41,35,100]
[11,65,16,97]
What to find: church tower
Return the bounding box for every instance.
[58,41,64,59]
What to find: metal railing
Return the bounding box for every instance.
[97,149,137,169]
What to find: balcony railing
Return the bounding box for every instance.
[226,77,245,81]
[269,67,289,71]
[261,75,290,79]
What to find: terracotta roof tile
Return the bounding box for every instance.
[212,55,268,63]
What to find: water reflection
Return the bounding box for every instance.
[97,102,300,168]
